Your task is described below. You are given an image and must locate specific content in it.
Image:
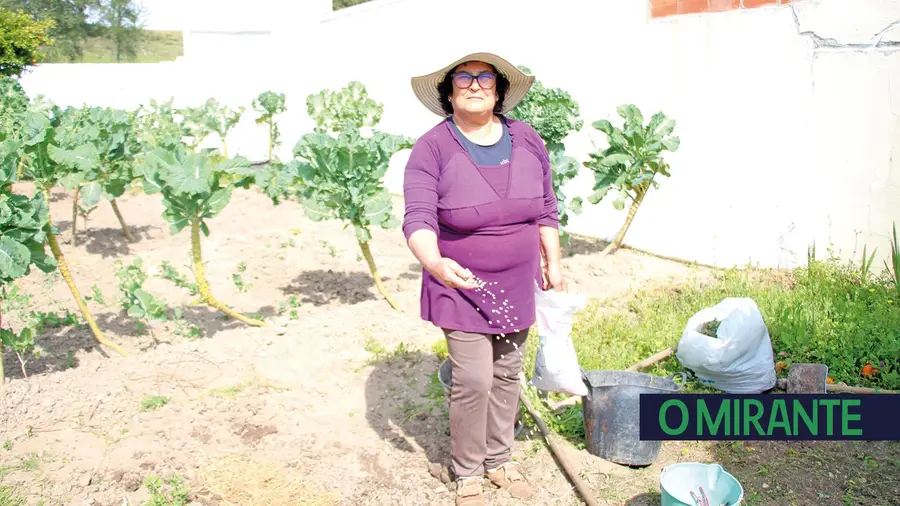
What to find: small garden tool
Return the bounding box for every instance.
[689,486,730,506]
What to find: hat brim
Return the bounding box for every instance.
[410,52,535,117]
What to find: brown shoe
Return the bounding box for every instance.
[455,476,486,506]
[485,462,534,500]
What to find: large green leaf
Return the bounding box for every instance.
[47,143,98,171]
[601,153,633,167]
[79,182,103,207]
[588,187,610,205]
[205,188,232,217]
[662,137,680,152]
[648,112,676,141]
[165,153,213,195]
[163,209,190,234]
[215,155,252,173]
[27,242,56,273]
[362,189,395,227]
[301,195,333,222]
[591,120,613,136]
[0,236,31,280]
[22,111,51,146]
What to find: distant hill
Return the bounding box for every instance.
[42,30,183,64]
[333,0,375,10]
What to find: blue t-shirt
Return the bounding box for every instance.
[449,119,512,166]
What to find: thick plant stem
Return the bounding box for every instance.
[71,185,79,246]
[358,240,401,311]
[603,183,648,255]
[1,307,4,385]
[43,190,126,356]
[268,121,274,163]
[109,199,133,242]
[190,221,266,327]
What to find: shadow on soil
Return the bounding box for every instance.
[563,236,610,257]
[52,221,157,258]
[281,269,380,306]
[624,492,661,505]
[364,349,452,472]
[397,263,422,281]
[360,347,900,506]
[1,304,277,381]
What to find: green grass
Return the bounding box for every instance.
[520,250,899,443]
[139,394,169,412]
[0,484,25,506]
[43,30,183,64]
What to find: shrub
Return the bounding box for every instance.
[0,9,54,77]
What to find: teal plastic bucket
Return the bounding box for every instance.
[660,463,744,506]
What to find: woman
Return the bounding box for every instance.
[403,52,567,505]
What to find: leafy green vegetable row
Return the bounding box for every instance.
[0,71,684,380]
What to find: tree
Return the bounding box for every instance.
[0,0,92,62]
[0,8,54,77]
[94,0,144,62]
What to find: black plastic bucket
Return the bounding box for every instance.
[438,359,525,439]
[581,369,686,466]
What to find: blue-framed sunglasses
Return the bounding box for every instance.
[451,71,497,89]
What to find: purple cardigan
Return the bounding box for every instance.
[402,116,559,334]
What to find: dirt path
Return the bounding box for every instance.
[1,185,710,505]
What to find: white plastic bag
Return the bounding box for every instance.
[530,281,589,396]
[675,297,777,394]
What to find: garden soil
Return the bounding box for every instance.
[0,185,726,505]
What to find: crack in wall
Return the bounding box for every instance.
[791,6,900,54]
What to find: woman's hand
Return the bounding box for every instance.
[542,262,568,292]
[426,258,480,290]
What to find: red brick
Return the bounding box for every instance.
[651,0,678,17]
[677,0,709,14]
[743,0,778,7]
[710,0,740,11]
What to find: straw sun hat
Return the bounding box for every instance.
[410,52,535,117]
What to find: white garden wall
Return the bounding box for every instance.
[15,0,900,270]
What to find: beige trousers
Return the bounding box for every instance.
[443,328,528,478]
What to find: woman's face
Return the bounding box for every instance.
[448,61,498,116]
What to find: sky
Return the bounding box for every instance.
[137,0,185,30]
[135,0,321,32]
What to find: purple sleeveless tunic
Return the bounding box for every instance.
[401,116,560,335]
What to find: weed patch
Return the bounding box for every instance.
[522,253,899,444]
